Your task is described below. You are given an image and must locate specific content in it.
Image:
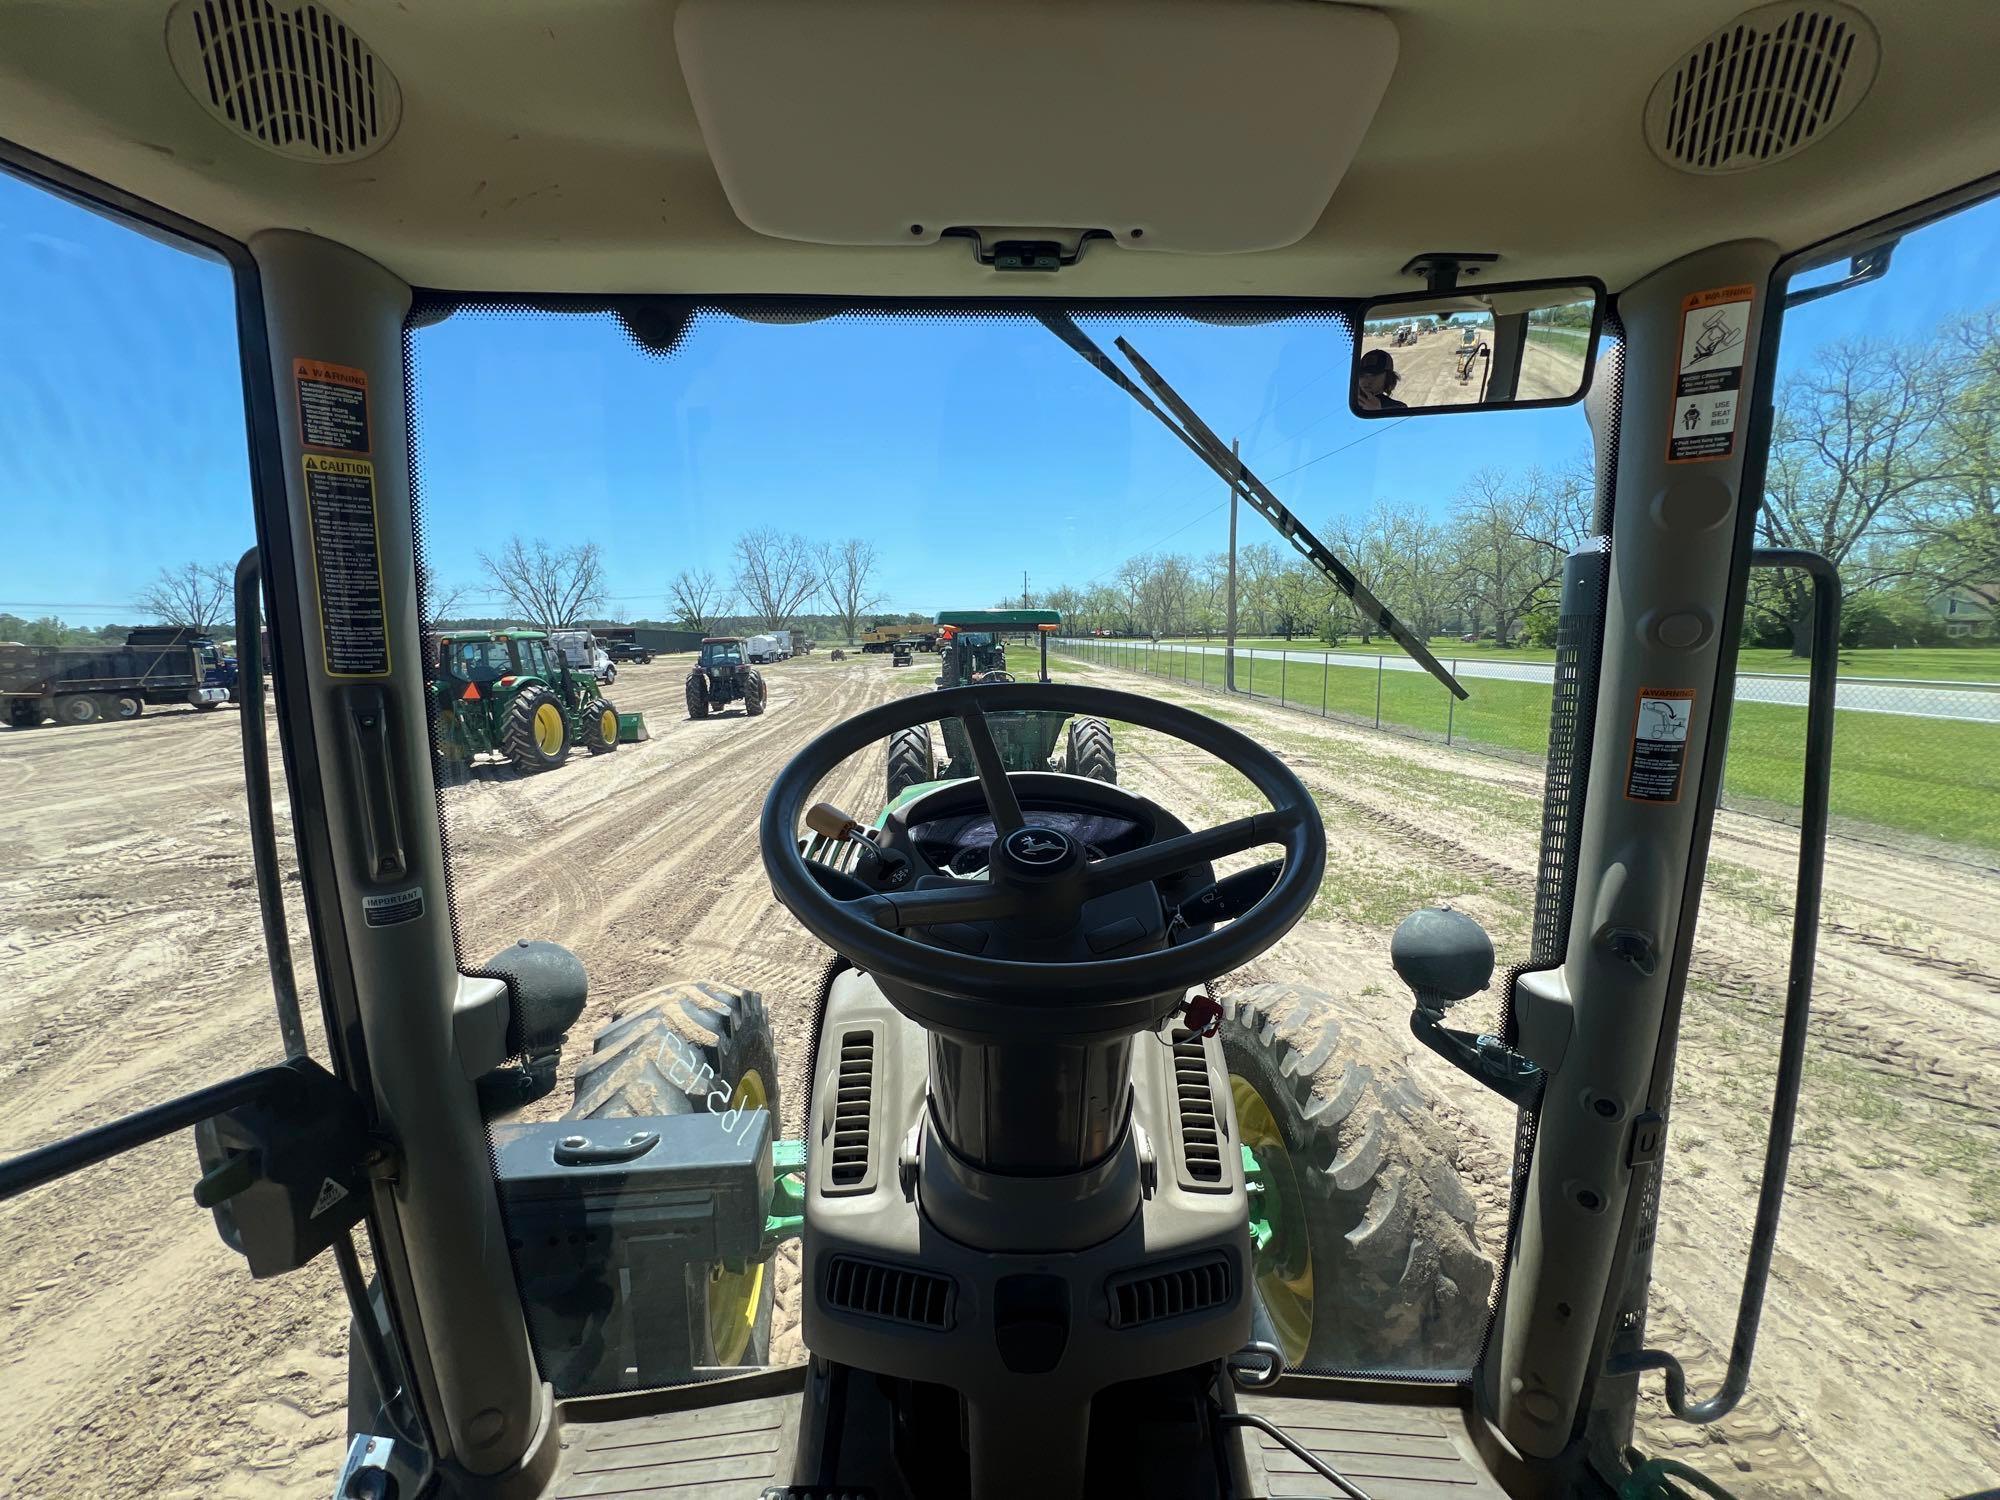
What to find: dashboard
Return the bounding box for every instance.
[908,805,1149,877]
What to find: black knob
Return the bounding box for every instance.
[1391,906,1495,1011]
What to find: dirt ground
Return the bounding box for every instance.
[1,648,1994,1497]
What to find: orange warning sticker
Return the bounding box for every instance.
[1624,688,1697,803]
[295,359,371,455]
[1665,285,1753,465]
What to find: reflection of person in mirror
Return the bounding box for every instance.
[1354,348,1406,411]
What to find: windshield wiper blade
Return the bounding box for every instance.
[1035,311,1467,701]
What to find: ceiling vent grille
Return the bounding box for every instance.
[1644,2,1877,175]
[826,1030,875,1191]
[1107,1255,1234,1330]
[1169,1031,1225,1186]
[824,1256,955,1330]
[167,0,403,162]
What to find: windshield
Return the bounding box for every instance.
[446,641,511,683]
[404,300,1597,1401]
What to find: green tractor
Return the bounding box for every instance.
[884,609,1115,802]
[432,629,637,774]
[686,635,768,718]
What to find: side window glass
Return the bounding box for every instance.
[1638,195,2000,1497]
[0,171,324,1490]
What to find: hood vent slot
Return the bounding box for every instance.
[1170,1031,1225,1187]
[167,0,403,163]
[1107,1255,1234,1329]
[1644,3,1878,175]
[824,1255,954,1330]
[826,1029,875,1192]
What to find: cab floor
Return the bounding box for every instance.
[547,1386,1506,1499]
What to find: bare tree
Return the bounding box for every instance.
[476,536,607,631]
[733,528,820,629]
[815,538,885,643]
[418,563,471,624]
[667,567,731,634]
[136,561,233,634]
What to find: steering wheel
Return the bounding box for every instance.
[759,684,1326,1025]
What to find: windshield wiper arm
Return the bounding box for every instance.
[1035,311,1467,701]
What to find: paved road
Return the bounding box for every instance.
[1060,640,2000,725]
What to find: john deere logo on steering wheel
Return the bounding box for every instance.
[1005,827,1069,866]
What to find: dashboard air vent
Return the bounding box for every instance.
[824,1256,954,1330]
[827,1030,874,1190]
[1107,1255,1233,1329]
[1170,1031,1224,1185]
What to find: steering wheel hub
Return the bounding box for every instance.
[997,824,1077,875]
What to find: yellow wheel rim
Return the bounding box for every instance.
[1232,1074,1314,1366]
[707,1068,769,1365]
[601,709,619,742]
[533,702,564,754]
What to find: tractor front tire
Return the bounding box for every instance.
[582,698,620,755]
[686,674,710,720]
[1065,716,1117,784]
[501,687,572,773]
[744,673,767,717]
[570,981,781,1369]
[885,725,937,801]
[1220,983,1495,1375]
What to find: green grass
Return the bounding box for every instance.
[1059,638,2000,851]
[1144,635,2000,682]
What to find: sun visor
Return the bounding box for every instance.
[673,0,1398,255]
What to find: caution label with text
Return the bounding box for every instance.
[1666,286,1753,464]
[295,359,371,455]
[1625,688,1697,803]
[303,454,391,677]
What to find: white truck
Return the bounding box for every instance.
[548,629,617,684]
[769,629,793,659]
[746,633,781,664]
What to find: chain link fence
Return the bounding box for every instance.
[1051,637,2000,852]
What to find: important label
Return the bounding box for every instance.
[1625,688,1696,803]
[1666,285,1753,464]
[362,886,425,928]
[303,454,391,677]
[295,359,371,455]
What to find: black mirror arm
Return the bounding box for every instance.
[1409,1007,1545,1111]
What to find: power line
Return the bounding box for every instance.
[1082,409,1412,584]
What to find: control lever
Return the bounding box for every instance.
[804,801,909,887]
[1391,906,1544,1110]
[1170,860,1281,937]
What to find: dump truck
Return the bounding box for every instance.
[2,634,232,727]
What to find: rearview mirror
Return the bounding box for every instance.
[1351,280,1604,416]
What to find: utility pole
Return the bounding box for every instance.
[1224,436,1240,691]
[1021,571,1030,609]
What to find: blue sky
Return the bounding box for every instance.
[2,167,1994,624]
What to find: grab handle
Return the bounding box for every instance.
[1607,549,1839,1423]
